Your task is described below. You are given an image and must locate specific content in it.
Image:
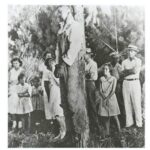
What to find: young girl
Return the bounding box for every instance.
[31,76,45,131]
[10,73,33,132]
[8,58,24,129]
[44,57,66,140]
[97,63,121,137]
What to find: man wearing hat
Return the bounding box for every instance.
[84,48,100,134]
[121,44,142,128]
[109,52,125,127]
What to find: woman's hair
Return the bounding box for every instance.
[11,57,22,67]
[43,51,51,60]
[33,76,40,83]
[103,63,113,75]
[44,58,55,68]
[18,73,25,81]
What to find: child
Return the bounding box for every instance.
[31,76,45,132]
[11,73,33,132]
[8,58,24,129]
[97,63,121,137]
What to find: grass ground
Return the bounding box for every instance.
[8,118,144,148]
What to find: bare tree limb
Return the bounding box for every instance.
[99,38,116,52]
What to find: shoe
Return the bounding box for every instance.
[60,131,66,139]
[35,122,40,126]
[18,121,22,129]
[136,126,142,129]
[56,116,66,140]
[12,121,17,129]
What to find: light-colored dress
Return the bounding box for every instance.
[9,67,24,86]
[9,83,33,114]
[43,70,64,120]
[8,67,24,114]
[31,86,44,111]
[98,76,120,116]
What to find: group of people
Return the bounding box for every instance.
[84,44,143,137]
[8,6,143,144]
[8,54,66,140]
[8,43,143,140]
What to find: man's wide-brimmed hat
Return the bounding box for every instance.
[127,44,139,52]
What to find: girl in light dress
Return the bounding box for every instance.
[44,57,66,140]
[8,58,24,129]
[9,73,33,132]
[39,52,52,121]
[30,76,45,131]
[97,63,121,137]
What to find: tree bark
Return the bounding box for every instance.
[57,6,89,147]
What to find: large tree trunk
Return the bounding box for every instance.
[57,6,89,147]
[72,6,89,147]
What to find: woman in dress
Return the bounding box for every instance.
[44,57,66,140]
[39,52,52,121]
[97,63,121,137]
[8,58,24,129]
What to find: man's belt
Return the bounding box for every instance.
[86,79,95,82]
[124,78,139,81]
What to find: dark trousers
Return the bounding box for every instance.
[116,81,125,127]
[86,80,100,134]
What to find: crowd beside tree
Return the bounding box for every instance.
[8,5,145,148]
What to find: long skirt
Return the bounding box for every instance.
[43,81,64,120]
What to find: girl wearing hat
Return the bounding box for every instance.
[44,57,66,140]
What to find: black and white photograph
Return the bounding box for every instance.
[5,2,146,148]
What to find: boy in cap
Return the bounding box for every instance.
[121,45,142,128]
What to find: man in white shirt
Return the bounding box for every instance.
[54,6,89,145]
[121,45,142,128]
[85,48,100,134]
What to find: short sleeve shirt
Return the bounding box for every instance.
[122,57,141,79]
[9,67,24,85]
[85,59,98,81]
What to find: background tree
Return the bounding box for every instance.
[8,5,145,148]
[84,6,144,67]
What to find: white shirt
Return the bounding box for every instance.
[39,63,50,81]
[85,59,98,81]
[39,61,56,82]
[122,57,141,79]
[61,20,83,66]
[9,67,24,85]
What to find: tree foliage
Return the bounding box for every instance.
[8,5,144,66]
[8,5,145,148]
[84,6,144,66]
